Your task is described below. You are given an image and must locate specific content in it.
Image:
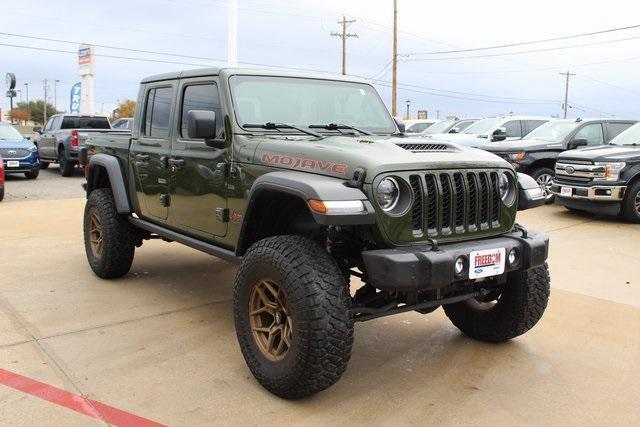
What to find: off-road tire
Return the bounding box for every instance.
[234,235,354,399]
[83,188,135,278]
[443,263,550,343]
[24,169,39,179]
[531,168,555,204]
[622,180,640,223]
[58,148,75,177]
[39,161,50,170]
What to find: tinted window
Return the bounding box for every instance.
[52,116,62,130]
[60,116,111,129]
[503,120,522,138]
[407,122,433,133]
[523,120,547,135]
[144,87,173,138]
[607,122,634,140]
[180,83,222,138]
[43,118,54,131]
[574,123,604,146]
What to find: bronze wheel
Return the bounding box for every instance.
[88,207,104,258]
[249,279,292,361]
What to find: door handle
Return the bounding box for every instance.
[168,158,185,171]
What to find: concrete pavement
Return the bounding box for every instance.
[0,199,639,425]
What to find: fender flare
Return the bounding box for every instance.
[236,171,376,254]
[86,153,131,214]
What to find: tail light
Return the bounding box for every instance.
[0,157,4,185]
[71,130,79,147]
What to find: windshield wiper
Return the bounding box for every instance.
[308,123,372,136]
[244,122,321,138]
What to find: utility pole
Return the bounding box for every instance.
[559,71,575,119]
[436,110,440,119]
[331,16,358,75]
[391,0,398,117]
[54,79,60,111]
[227,0,238,67]
[24,83,29,114]
[43,79,48,124]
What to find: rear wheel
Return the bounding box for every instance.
[622,180,640,223]
[83,188,135,278]
[58,148,75,177]
[531,168,555,204]
[24,169,39,179]
[443,264,550,342]
[234,235,353,399]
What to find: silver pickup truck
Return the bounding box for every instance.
[35,114,129,176]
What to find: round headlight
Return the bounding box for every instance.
[498,172,516,206]
[376,177,400,211]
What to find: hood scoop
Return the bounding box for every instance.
[396,143,452,152]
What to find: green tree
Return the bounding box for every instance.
[15,100,62,124]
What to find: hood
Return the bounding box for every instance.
[0,138,36,150]
[242,134,511,183]
[558,144,640,162]
[482,138,563,153]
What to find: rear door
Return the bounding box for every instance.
[130,83,176,221]
[503,120,522,139]
[169,77,228,238]
[605,122,635,142]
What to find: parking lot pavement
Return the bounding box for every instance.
[1,198,639,425]
[2,165,85,202]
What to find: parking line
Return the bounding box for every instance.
[0,368,166,427]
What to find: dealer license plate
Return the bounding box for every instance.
[469,248,506,279]
[561,187,573,197]
[7,161,19,168]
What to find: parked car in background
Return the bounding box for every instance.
[403,118,440,133]
[111,117,134,130]
[0,155,4,202]
[0,123,40,179]
[420,118,479,135]
[430,116,551,146]
[551,121,640,222]
[34,115,128,177]
[482,118,636,202]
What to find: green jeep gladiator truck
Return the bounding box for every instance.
[80,68,550,398]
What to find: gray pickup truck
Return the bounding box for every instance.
[35,115,129,176]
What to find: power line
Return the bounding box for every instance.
[580,74,640,97]
[404,35,640,61]
[405,23,640,55]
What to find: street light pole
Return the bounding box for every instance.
[54,79,60,111]
[405,100,410,120]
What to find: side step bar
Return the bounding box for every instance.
[129,217,241,264]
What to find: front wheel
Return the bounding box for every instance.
[24,169,39,179]
[622,180,640,223]
[443,264,550,342]
[83,188,135,278]
[233,235,354,399]
[531,168,555,204]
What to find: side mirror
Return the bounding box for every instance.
[567,138,588,149]
[449,127,460,134]
[393,117,405,133]
[187,110,225,149]
[517,173,545,211]
[33,126,42,134]
[23,135,31,141]
[491,127,507,142]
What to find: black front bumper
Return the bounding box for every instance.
[362,230,549,291]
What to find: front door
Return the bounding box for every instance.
[39,117,57,159]
[169,78,228,238]
[130,84,175,221]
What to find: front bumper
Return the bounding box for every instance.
[362,230,549,291]
[550,182,625,201]
[2,157,39,174]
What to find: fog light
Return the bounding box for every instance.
[508,248,518,266]
[454,256,466,275]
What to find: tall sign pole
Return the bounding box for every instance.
[78,44,95,114]
[228,0,238,67]
[391,0,398,117]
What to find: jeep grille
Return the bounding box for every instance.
[409,170,504,237]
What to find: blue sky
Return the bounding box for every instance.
[1,0,640,119]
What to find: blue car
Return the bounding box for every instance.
[0,123,40,179]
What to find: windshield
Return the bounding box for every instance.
[0,125,24,140]
[610,123,640,146]
[422,120,455,134]
[60,116,111,129]
[462,117,501,135]
[229,75,396,134]
[523,121,576,142]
